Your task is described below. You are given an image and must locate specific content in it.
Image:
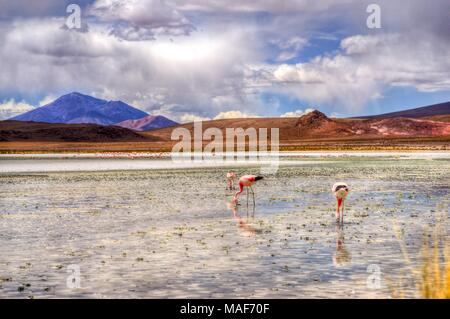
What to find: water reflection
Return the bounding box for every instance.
[332,224,352,267]
[228,201,262,236]
[1,159,448,298]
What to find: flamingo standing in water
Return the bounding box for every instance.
[226,171,237,190]
[332,182,349,223]
[233,175,264,206]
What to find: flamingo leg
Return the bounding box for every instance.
[246,202,249,218]
[341,200,345,224]
[336,199,340,223]
[249,186,255,207]
[246,187,249,207]
[252,197,255,217]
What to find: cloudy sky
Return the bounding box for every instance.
[0,0,449,121]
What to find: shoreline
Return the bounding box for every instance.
[1,151,449,174]
[1,150,449,160]
[0,136,449,155]
[1,148,450,157]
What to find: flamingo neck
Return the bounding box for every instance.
[234,183,244,200]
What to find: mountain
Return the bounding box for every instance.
[0,120,160,142]
[144,109,450,141]
[356,101,450,120]
[2,100,450,152]
[360,117,450,136]
[115,115,178,131]
[141,110,342,141]
[10,92,149,125]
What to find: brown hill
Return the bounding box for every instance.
[143,110,450,141]
[0,120,156,142]
[362,117,450,136]
[1,111,449,152]
[143,111,333,140]
[422,115,450,123]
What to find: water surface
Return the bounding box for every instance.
[0,155,449,298]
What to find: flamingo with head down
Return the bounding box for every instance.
[233,175,264,206]
[332,182,349,223]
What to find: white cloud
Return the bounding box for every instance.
[0,18,263,120]
[1,0,449,120]
[329,112,341,118]
[0,99,35,120]
[280,108,315,118]
[179,113,211,123]
[273,33,450,111]
[89,0,194,40]
[214,110,259,120]
[39,94,57,106]
[340,34,398,55]
[172,0,355,13]
[273,36,308,62]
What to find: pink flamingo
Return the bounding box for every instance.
[226,171,237,190]
[233,175,264,206]
[332,182,349,223]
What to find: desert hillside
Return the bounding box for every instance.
[1,109,449,152]
[143,110,450,141]
[0,121,153,142]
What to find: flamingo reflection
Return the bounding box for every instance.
[227,201,262,236]
[332,224,352,267]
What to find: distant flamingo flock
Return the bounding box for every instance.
[228,172,350,223]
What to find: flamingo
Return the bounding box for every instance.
[332,182,349,223]
[226,171,237,190]
[233,175,264,206]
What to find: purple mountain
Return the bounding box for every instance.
[10,92,149,125]
[355,101,450,119]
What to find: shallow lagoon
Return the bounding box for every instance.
[0,155,449,298]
